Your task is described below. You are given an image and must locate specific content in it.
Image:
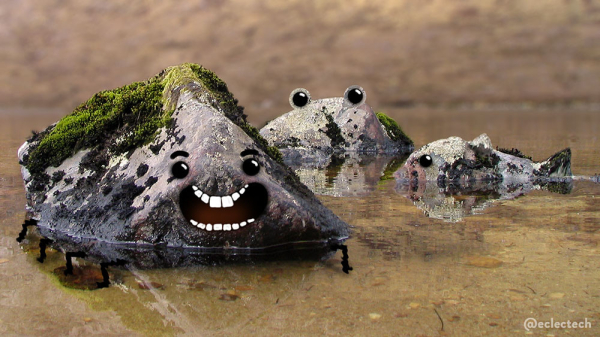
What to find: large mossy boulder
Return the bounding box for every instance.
[18,63,349,254]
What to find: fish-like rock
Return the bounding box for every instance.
[17,64,349,254]
[394,133,571,190]
[259,86,413,164]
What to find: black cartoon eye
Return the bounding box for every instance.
[172,161,189,178]
[289,88,311,108]
[344,85,366,105]
[242,158,260,176]
[419,155,433,168]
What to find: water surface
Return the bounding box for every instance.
[1,108,599,336]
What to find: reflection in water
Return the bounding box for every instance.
[18,221,350,288]
[290,153,407,196]
[4,110,600,336]
[395,178,573,222]
[16,223,346,336]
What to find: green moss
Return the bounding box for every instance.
[535,148,571,176]
[27,77,172,174]
[375,112,413,146]
[239,122,284,165]
[25,63,283,174]
[166,63,282,164]
[497,147,532,161]
[474,149,500,169]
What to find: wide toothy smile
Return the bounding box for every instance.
[179,182,269,231]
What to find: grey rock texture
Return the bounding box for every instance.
[259,86,413,164]
[394,133,572,188]
[18,64,349,251]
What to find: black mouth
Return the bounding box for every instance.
[179,182,269,231]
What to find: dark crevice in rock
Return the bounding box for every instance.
[136,164,149,177]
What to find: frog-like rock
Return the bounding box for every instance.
[259,86,413,164]
[17,64,349,252]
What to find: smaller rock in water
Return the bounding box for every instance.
[260,86,413,164]
[394,133,571,185]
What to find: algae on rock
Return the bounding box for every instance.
[23,63,283,177]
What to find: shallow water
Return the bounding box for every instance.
[1,108,599,336]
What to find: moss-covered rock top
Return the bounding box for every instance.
[496,147,532,161]
[24,63,283,175]
[375,112,413,146]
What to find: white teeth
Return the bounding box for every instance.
[221,196,234,208]
[189,219,255,231]
[192,185,249,208]
[209,196,222,208]
[187,184,258,231]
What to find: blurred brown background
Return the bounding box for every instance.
[1,0,599,125]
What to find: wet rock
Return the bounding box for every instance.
[53,265,105,290]
[395,133,572,186]
[465,256,503,268]
[18,63,349,255]
[260,86,413,164]
[394,134,576,221]
[219,291,240,301]
[448,315,461,322]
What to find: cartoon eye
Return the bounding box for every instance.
[419,155,433,168]
[344,85,366,106]
[289,88,311,108]
[172,161,189,178]
[242,158,260,176]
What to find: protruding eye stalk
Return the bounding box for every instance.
[172,161,190,178]
[289,88,311,109]
[344,85,366,106]
[419,155,433,168]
